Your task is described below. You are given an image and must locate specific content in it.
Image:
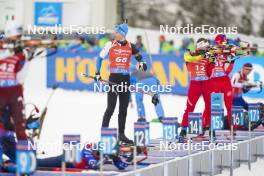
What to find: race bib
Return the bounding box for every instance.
[188,61,209,81]
[211,59,226,78]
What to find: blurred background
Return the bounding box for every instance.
[1,0,264,54]
[2,0,264,35]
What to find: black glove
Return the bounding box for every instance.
[25,47,38,61]
[242,85,252,93]
[139,62,147,71]
[94,72,101,81]
[204,51,211,59]
[151,94,159,106]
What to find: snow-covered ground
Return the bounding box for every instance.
[22,56,264,175]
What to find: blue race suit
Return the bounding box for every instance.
[131,74,164,119]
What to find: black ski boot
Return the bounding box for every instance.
[251,117,264,130]
[230,129,237,137]
[119,133,134,145]
[261,118,264,127]
[198,127,209,137]
[137,118,146,122]
[209,129,216,142]
[178,129,187,143]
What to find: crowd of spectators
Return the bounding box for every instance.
[50,33,264,56]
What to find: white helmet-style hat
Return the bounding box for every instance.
[196,38,210,50]
[4,21,23,38]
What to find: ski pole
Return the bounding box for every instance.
[144,30,153,65]
[36,83,60,139]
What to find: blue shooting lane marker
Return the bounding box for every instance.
[188,113,202,135]
[211,93,224,110]
[248,103,260,122]
[211,109,224,130]
[101,128,118,155]
[174,117,179,139]
[232,106,245,127]
[16,140,37,175]
[62,134,81,163]
[145,122,150,146]
[134,122,146,147]
[0,145,2,165]
[162,117,178,142]
[0,126,3,165]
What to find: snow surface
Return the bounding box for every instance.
[22,56,264,175]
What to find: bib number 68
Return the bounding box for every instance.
[116,57,127,63]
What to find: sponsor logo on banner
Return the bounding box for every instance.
[47,49,189,95]
[47,49,264,98]
[35,2,62,26]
